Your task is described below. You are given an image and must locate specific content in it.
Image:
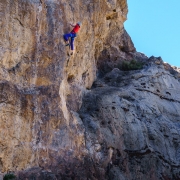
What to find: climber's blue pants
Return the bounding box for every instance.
[63,33,76,50]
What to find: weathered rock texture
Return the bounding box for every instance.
[0,0,180,179]
[80,58,180,180]
[0,0,133,177]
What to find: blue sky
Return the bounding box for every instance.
[125,1,180,67]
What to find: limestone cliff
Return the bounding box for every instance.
[80,57,180,180]
[0,0,180,179]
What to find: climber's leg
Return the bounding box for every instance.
[63,33,71,45]
[70,33,76,50]
[69,37,75,55]
[70,37,75,51]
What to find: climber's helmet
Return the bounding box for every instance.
[77,22,81,26]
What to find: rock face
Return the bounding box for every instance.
[0,0,180,179]
[80,58,180,180]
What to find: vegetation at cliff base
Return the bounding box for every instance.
[3,173,16,180]
[119,59,144,71]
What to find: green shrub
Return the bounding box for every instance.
[120,59,143,71]
[3,173,16,180]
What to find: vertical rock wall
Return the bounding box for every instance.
[79,59,180,180]
[0,0,135,177]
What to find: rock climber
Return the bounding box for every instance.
[63,22,81,54]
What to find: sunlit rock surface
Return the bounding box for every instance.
[0,0,180,179]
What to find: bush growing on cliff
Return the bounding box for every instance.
[119,59,144,71]
[3,173,16,180]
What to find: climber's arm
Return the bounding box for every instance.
[70,23,75,27]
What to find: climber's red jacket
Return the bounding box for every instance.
[71,24,80,33]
